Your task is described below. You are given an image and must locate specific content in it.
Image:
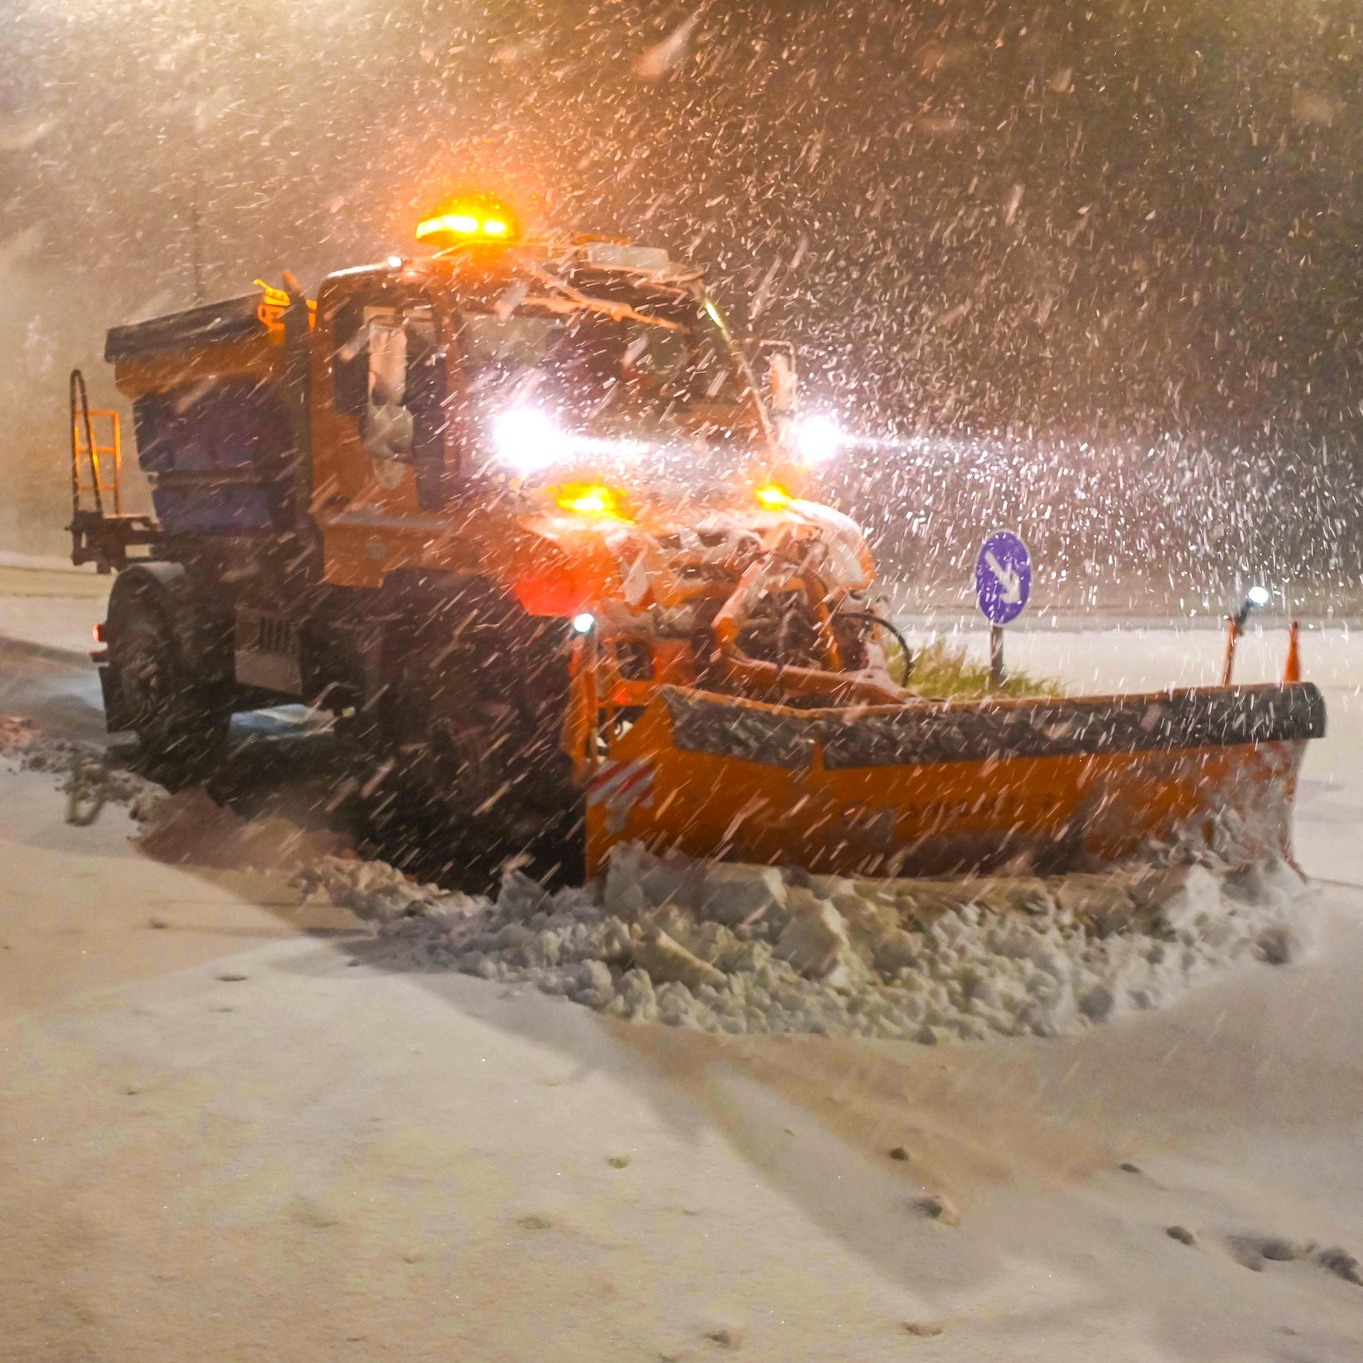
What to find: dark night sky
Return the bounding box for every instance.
[3,0,1361,586]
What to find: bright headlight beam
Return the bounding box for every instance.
[490,407,651,475]
[1247,585,1271,607]
[792,414,843,465]
[491,407,569,475]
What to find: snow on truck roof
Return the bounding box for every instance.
[104,240,690,364]
[104,293,271,364]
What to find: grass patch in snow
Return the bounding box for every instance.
[909,636,1062,700]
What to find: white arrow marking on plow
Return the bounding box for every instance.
[589,759,655,833]
[984,549,1023,604]
[588,760,655,809]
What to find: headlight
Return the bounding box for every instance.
[791,413,843,466]
[491,407,570,475]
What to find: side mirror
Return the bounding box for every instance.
[755,340,798,415]
[360,320,412,466]
[329,298,369,416]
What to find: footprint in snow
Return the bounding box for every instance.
[1227,1233,1307,1271]
[912,1193,960,1225]
[703,1325,743,1348]
[1317,1247,1363,1286]
[1224,1233,1363,1285]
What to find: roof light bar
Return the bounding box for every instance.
[416,201,519,246]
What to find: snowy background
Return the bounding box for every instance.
[7,6,1363,1355]
[4,0,1363,602]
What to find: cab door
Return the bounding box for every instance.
[311,277,462,587]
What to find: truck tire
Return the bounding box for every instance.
[362,587,581,887]
[107,590,229,774]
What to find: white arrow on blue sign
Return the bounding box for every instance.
[974,530,1032,625]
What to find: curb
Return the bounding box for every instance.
[0,633,93,666]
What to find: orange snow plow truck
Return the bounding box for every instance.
[69,205,1324,881]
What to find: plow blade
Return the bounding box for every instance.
[585,682,1325,879]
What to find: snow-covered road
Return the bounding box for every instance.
[2,566,1363,1361]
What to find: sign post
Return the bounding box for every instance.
[974,530,1032,687]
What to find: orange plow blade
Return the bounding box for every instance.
[585,682,1326,879]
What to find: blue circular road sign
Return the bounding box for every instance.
[975,530,1031,625]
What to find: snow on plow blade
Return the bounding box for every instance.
[586,682,1325,879]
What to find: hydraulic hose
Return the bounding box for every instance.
[836,610,915,681]
[710,560,908,707]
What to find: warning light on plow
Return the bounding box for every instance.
[556,484,626,520]
[755,482,791,510]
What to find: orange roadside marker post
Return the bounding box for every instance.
[1284,619,1302,683]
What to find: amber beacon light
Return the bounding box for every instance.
[416,200,519,246]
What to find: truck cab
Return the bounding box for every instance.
[76,208,874,877]
[306,234,786,608]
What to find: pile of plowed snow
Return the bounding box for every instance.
[307,842,1317,1042]
[0,717,166,821]
[0,715,1318,1042]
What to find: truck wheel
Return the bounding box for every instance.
[366,607,582,889]
[108,594,229,774]
[390,684,581,888]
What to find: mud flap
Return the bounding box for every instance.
[97,661,131,734]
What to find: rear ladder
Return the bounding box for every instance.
[69,368,159,573]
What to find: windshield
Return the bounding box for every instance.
[452,283,768,494]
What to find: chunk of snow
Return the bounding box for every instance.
[633,926,727,992]
[362,842,1319,1044]
[775,891,853,981]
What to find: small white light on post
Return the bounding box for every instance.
[1223,584,1274,685]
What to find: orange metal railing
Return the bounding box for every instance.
[69,368,123,520]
